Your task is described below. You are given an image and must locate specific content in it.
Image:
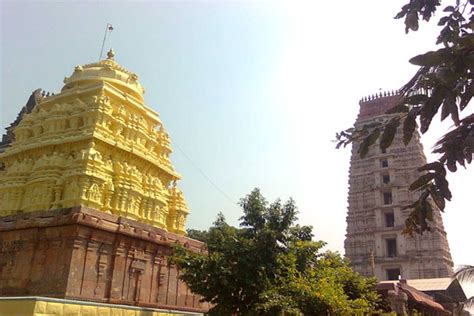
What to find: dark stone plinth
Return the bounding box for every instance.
[0,207,209,314]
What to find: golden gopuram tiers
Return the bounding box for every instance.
[0,51,208,316]
[0,49,188,234]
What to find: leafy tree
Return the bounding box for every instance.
[186,228,211,243]
[173,189,382,315]
[336,0,473,234]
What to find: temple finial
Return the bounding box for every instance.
[107,48,115,60]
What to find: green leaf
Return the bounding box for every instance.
[434,175,452,201]
[438,16,449,26]
[440,101,450,121]
[464,146,472,164]
[425,202,433,222]
[420,90,444,134]
[447,158,457,172]
[358,128,380,158]
[460,82,473,110]
[418,162,446,176]
[450,104,460,126]
[394,5,409,19]
[430,188,446,211]
[443,6,455,12]
[380,119,400,150]
[409,173,435,191]
[358,142,369,158]
[403,108,418,145]
[409,51,441,66]
[405,11,419,33]
[405,94,428,105]
[443,94,460,125]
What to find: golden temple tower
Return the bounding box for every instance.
[0,49,188,234]
[0,51,207,315]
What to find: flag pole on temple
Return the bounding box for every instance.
[99,23,114,61]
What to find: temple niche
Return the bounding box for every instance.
[0,50,207,315]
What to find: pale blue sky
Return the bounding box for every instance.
[1,0,472,280]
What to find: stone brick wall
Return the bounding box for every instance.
[0,207,209,313]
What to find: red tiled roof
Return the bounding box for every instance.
[398,283,451,315]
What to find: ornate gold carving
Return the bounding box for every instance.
[0,54,189,234]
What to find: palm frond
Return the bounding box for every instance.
[453,265,474,283]
[463,296,474,309]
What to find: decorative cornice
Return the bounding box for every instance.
[359,90,401,103]
[0,207,204,253]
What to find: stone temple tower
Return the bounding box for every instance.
[344,92,453,281]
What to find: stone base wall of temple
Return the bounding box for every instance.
[0,207,208,314]
[0,297,202,316]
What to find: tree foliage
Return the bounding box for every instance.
[336,0,473,235]
[172,189,382,315]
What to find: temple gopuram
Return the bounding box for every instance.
[344,92,469,315]
[0,50,208,315]
[344,91,453,281]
